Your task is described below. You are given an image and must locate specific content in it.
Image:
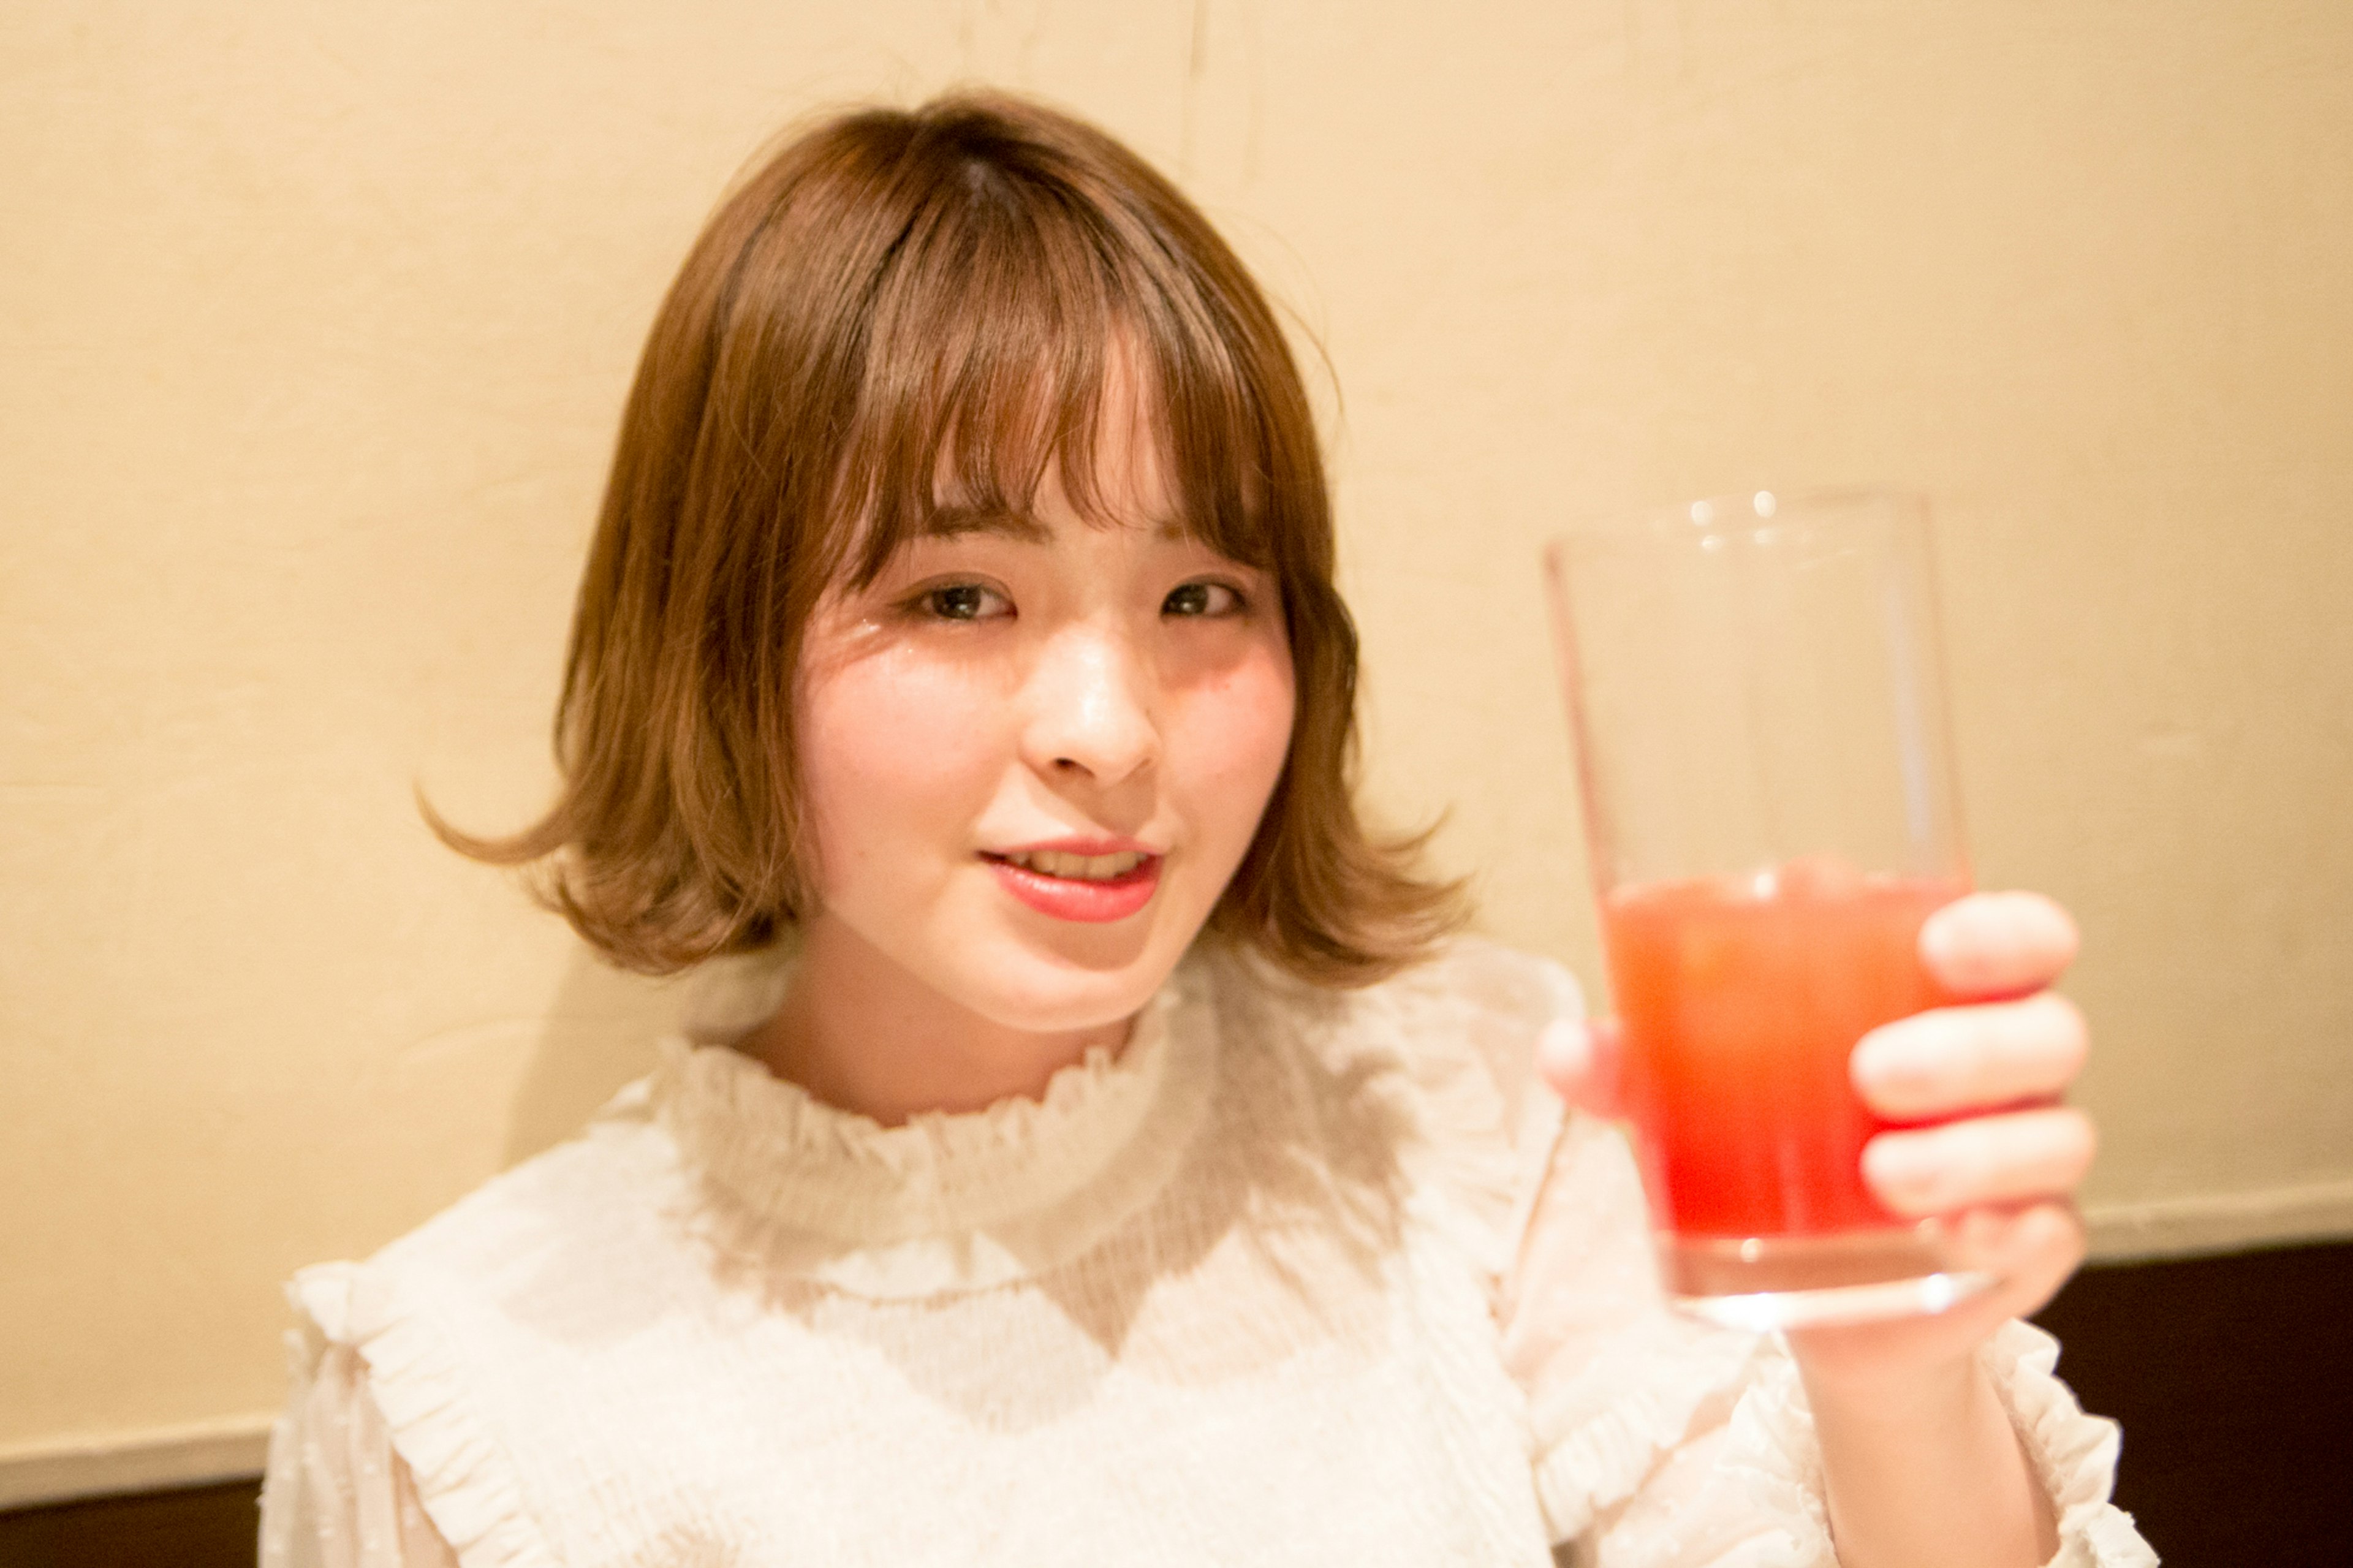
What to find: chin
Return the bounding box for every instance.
[954,924,1192,1033]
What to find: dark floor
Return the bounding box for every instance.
[0,1479,261,1568]
[2029,1239,2349,1566]
[4,1240,2345,1566]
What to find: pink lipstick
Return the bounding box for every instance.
[982,839,1163,923]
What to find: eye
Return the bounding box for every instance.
[916,581,1012,621]
[1162,581,1243,618]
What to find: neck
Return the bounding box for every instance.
[745,916,1133,1126]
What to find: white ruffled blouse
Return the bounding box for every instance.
[259,941,2155,1567]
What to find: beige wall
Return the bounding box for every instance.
[4,0,2347,1495]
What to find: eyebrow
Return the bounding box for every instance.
[917,509,1194,543]
[918,509,1052,543]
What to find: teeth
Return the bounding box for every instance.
[1005,849,1149,881]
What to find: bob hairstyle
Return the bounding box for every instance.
[436,93,1464,985]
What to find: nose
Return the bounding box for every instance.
[1021,621,1159,788]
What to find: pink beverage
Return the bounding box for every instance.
[1604,865,1965,1295]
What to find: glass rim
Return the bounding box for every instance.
[1547,485,1925,549]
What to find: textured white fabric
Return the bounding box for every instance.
[259,1282,459,1568]
[260,940,2154,1568]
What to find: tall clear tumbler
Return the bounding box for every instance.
[1545,489,1990,1331]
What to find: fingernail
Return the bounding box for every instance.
[1851,1021,1946,1099]
[1850,1028,1916,1093]
[1537,1020,1590,1080]
[1863,1138,1941,1204]
[1918,896,1980,977]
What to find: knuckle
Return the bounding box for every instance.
[1863,1131,1943,1211]
[2021,1108,2096,1193]
[1852,1017,1941,1110]
[2058,1108,2099,1178]
[2003,993,2088,1086]
[2008,888,2079,952]
[1918,1119,1997,1204]
[2054,1203,2090,1262]
[2039,993,2090,1069]
[1958,1117,2012,1189]
[2028,1202,2087,1271]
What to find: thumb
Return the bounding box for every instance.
[1536,1016,1624,1121]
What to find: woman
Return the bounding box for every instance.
[262,93,2151,1567]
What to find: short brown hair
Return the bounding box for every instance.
[434,93,1464,984]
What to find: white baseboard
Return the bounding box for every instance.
[2083,1176,2353,1263]
[0,1412,273,1512]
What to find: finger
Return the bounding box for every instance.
[1536,1017,1623,1120]
[1919,891,2080,999]
[1861,1106,2097,1218]
[1946,1201,2087,1322]
[1786,1202,2087,1384]
[1850,993,2089,1118]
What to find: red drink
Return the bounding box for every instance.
[1604,863,1965,1249]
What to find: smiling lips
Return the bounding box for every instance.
[983,844,1164,922]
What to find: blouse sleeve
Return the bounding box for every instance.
[259,1272,463,1568]
[1503,1112,2159,1567]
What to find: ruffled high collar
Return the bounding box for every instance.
[648,949,1219,1298]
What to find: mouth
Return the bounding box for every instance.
[990,847,1154,882]
[980,846,1163,922]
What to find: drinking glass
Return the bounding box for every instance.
[1544,488,1991,1331]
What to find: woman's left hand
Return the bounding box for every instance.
[1786,888,2096,1389]
[1537,888,2097,1564]
[1536,888,2098,1387]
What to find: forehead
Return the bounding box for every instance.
[922,368,1180,539]
[815,151,1280,586]
[841,333,1240,581]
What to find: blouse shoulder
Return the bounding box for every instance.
[1330,937,1589,1200]
[1233,937,1583,1133]
[1364,937,1586,1141]
[268,1097,678,1568]
[261,1278,463,1568]
[1210,937,1585,1290]
[272,1257,550,1567]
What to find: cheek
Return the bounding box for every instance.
[798,655,1004,863]
[1171,643,1297,816]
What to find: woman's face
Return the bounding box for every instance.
[792,404,1297,1038]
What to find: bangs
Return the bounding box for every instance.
[826,136,1281,585]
